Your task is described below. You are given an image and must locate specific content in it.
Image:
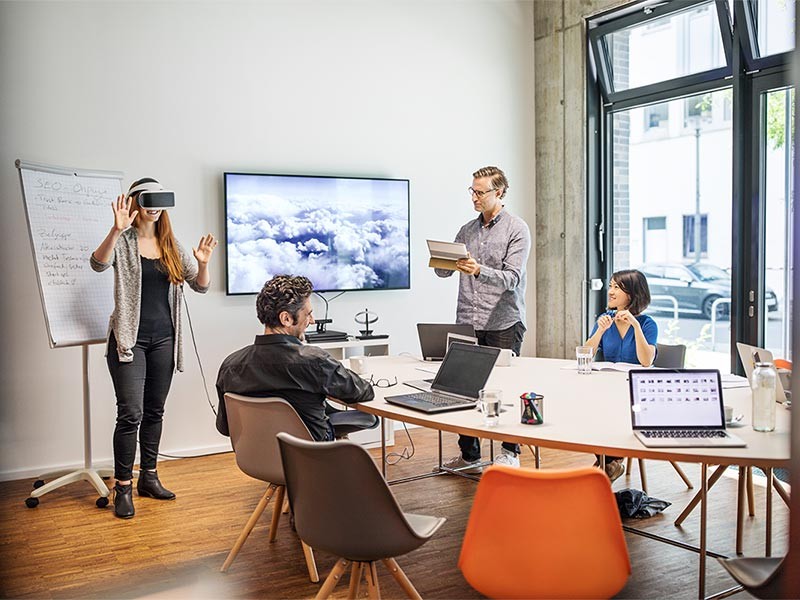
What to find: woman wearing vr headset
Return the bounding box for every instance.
[91,177,217,519]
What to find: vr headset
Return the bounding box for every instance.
[127,180,175,209]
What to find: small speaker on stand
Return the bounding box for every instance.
[355,309,388,340]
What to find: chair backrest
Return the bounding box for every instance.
[224,393,313,486]
[654,343,687,368]
[277,432,433,562]
[459,466,631,599]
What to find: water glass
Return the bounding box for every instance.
[576,345,594,375]
[478,389,502,427]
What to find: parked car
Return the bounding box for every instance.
[637,262,778,319]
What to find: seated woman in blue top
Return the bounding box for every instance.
[585,269,657,367]
[584,269,657,482]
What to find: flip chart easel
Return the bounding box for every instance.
[16,159,124,508]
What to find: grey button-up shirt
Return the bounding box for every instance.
[435,209,530,331]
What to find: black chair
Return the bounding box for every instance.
[717,557,786,598]
[277,433,445,599]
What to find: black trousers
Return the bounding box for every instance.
[107,330,175,480]
[458,322,525,461]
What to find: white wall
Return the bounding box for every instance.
[0,0,535,479]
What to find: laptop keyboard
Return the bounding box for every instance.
[406,392,473,407]
[640,430,728,439]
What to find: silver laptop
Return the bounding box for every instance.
[386,343,500,413]
[417,323,477,361]
[736,342,788,401]
[629,369,746,447]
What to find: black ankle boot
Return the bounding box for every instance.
[137,470,176,500]
[113,482,135,519]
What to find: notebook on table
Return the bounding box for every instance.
[417,323,477,361]
[386,343,500,413]
[629,369,746,448]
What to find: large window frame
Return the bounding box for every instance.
[587,0,794,372]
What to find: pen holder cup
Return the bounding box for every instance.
[520,393,544,425]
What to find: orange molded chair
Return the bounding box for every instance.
[459,466,631,599]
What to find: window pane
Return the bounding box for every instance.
[612,89,732,369]
[752,0,795,58]
[604,1,727,92]
[763,87,794,360]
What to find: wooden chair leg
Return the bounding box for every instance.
[626,457,633,477]
[302,540,319,583]
[773,477,790,506]
[746,466,755,516]
[526,445,540,468]
[637,458,647,493]
[221,484,277,572]
[269,486,285,542]
[365,561,381,599]
[282,496,290,514]
[669,461,693,489]
[315,558,350,600]
[382,557,422,600]
[737,464,746,555]
[348,562,364,599]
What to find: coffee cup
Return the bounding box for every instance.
[496,348,513,367]
[724,405,734,423]
[349,356,368,375]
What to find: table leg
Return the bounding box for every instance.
[380,418,387,478]
[699,463,708,600]
[765,467,773,557]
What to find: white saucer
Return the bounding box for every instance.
[726,420,746,428]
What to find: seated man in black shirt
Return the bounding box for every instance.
[216,274,376,440]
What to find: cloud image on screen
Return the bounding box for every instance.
[225,173,410,294]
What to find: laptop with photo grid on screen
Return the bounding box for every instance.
[629,369,746,447]
[386,343,500,413]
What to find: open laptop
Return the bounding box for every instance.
[417,323,477,361]
[736,342,788,402]
[385,343,500,413]
[629,369,746,447]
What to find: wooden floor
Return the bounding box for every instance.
[0,428,789,599]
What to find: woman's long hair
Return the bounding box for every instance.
[129,178,184,285]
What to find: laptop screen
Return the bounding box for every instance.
[417,323,477,360]
[432,343,500,398]
[629,369,725,429]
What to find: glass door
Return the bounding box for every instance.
[761,86,794,360]
[609,89,733,369]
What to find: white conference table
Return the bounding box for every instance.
[350,355,791,599]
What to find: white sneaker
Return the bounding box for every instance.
[438,455,483,474]
[493,448,520,468]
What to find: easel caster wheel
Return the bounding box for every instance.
[33,480,45,489]
[96,496,109,508]
[25,497,39,508]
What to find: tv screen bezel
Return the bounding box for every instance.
[223,171,411,296]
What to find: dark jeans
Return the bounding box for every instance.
[458,321,525,461]
[107,330,175,480]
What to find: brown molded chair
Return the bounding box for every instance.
[459,465,630,598]
[717,557,786,598]
[220,394,319,582]
[277,432,446,599]
[626,343,693,492]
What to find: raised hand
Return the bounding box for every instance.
[193,234,218,265]
[596,314,614,332]
[112,194,138,231]
[614,309,637,327]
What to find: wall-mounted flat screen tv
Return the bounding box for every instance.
[224,172,411,294]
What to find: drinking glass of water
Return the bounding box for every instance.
[576,345,594,375]
[478,389,502,427]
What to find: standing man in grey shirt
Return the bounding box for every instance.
[435,166,530,471]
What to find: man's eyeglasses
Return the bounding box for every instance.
[369,375,398,388]
[469,187,496,198]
